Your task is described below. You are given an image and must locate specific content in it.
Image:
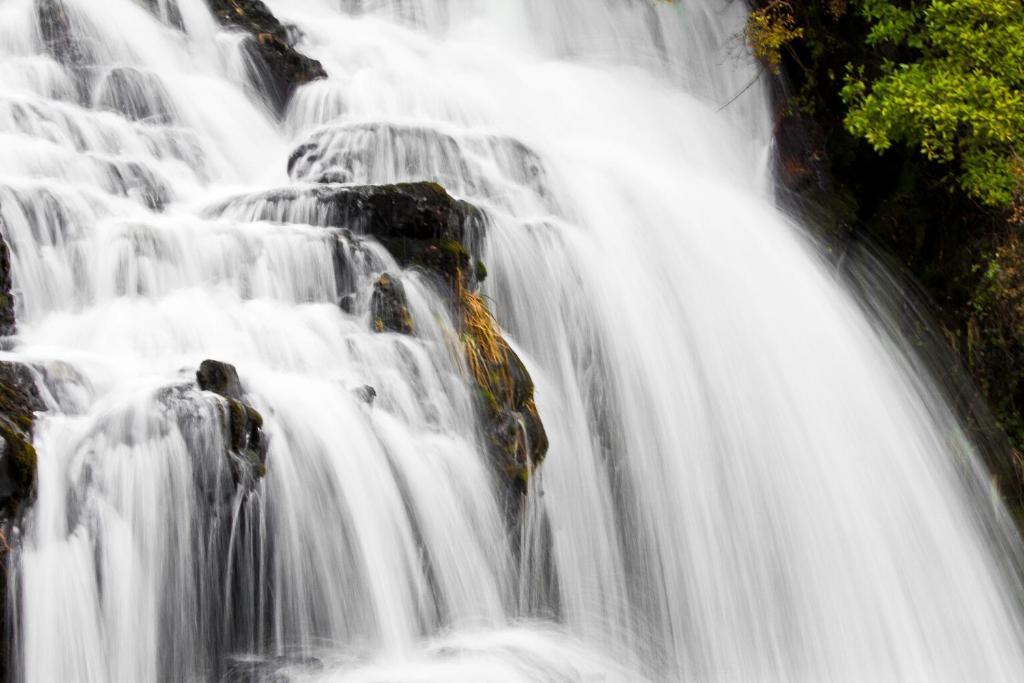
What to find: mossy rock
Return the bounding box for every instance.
[454,283,548,506]
[370,273,414,335]
[0,362,44,519]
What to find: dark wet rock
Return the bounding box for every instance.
[353,385,376,405]
[0,225,16,339]
[205,0,326,115]
[224,398,267,485]
[210,182,485,289]
[210,179,543,509]
[95,66,176,125]
[217,182,481,242]
[207,0,288,39]
[197,359,244,400]
[338,294,355,314]
[0,362,41,683]
[353,188,547,510]
[196,360,267,486]
[0,362,43,520]
[370,273,414,335]
[328,184,547,507]
[0,360,44,668]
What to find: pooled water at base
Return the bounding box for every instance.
[1,0,1023,681]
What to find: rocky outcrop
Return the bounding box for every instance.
[211,182,485,273]
[0,223,35,518]
[339,186,547,507]
[205,0,326,115]
[456,282,548,505]
[217,182,482,242]
[0,228,16,340]
[370,273,414,335]
[0,361,44,681]
[0,363,43,521]
[211,176,544,508]
[196,360,267,486]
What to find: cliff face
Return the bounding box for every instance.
[752,1,1024,519]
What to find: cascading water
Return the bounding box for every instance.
[1,0,1023,680]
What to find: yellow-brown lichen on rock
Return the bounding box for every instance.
[453,271,548,503]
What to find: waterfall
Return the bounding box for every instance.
[1,0,1023,680]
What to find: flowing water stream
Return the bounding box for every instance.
[1,0,1024,680]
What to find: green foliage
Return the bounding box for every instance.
[841,0,1024,210]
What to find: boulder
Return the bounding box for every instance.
[196,360,267,486]
[197,359,244,400]
[210,181,545,509]
[213,182,480,242]
[210,182,485,290]
[0,361,42,683]
[0,362,44,519]
[370,273,414,335]
[456,285,548,506]
[205,0,326,115]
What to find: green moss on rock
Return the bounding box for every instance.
[0,362,43,520]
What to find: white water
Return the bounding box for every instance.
[1,0,1023,680]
